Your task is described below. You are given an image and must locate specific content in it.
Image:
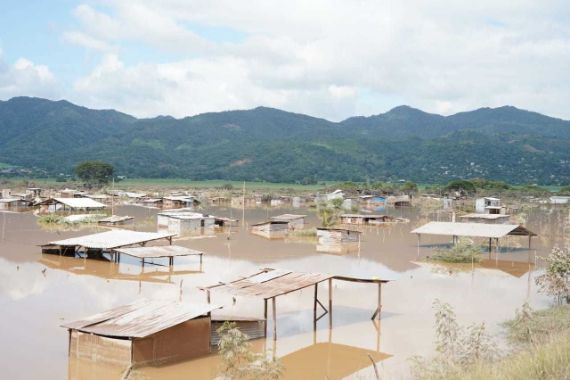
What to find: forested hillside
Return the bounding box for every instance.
[1,97,569,184]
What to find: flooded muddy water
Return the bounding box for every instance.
[0,204,568,379]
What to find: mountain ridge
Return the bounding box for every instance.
[0,97,569,184]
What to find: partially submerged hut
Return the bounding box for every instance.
[339,214,406,225]
[162,196,198,209]
[62,300,221,367]
[157,210,215,237]
[250,221,289,239]
[316,228,362,253]
[37,197,106,213]
[98,215,134,226]
[270,214,306,230]
[459,213,510,224]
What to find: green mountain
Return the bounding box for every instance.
[0,97,569,184]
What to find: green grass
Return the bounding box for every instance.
[0,162,14,168]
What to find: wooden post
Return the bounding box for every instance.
[528,234,532,249]
[206,290,211,304]
[488,238,492,253]
[313,283,318,325]
[328,278,333,328]
[371,283,382,320]
[263,299,268,337]
[272,297,277,340]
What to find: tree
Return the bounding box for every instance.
[401,181,418,194]
[443,180,476,195]
[74,161,114,187]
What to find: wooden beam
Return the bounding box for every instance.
[328,278,333,328]
[272,297,277,340]
[263,299,268,337]
[313,283,318,325]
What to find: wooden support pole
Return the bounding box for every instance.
[488,238,492,253]
[313,283,318,325]
[328,278,333,328]
[263,299,268,337]
[377,283,382,320]
[528,234,532,249]
[206,290,211,304]
[272,297,277,340]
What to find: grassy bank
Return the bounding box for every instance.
[414,305,570,380]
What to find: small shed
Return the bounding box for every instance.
[270,214,306,230]
[209,196,230,207]
[98,215,134,226]
[62,300,221,367]
[316,228,362,253]
[157,211,215,237]
[250,221,289,239]
[231,196,258,208]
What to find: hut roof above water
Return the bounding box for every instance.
[113,245,203,259]
[270,214,307,222]
[42,197,107,209]
[44,230,174,249]
[62,299,221,339]
[459,213,510,220]
[411,221,536,238]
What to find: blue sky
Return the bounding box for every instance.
[1,1,569,121]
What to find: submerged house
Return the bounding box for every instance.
[230,196,258,208]
[339,214,405,225]
[162,196,198,209]
[475,197,506,214]
[157,210,215,237]
[62,300,221,367]
[316,228,362,253]
[270,214,306,230]
[359,195,386,208]
[37,197,106,213]
[250,220,289,239]
[459,213,510,224]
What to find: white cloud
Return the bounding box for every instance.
[60,1,570,120]
[0,52,58,99]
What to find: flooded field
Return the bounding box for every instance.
[1,204,568,379]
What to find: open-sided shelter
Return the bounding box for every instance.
[201,268,392,339]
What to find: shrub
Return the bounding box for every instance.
[217,322,282,380]
[536,247,570,304]
[430,239,482,263]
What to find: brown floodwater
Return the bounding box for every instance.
[0,204,568,379]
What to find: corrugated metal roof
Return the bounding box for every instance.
[62,299,221,338]
[340,214,386,218]
[459,213,510,220]
[411,222,536,238]
[98,215,133,223]
[204,268,389,299]
[50,197,106,209]
[270,214,307,222]
[114,245,203,259]
[46,230,174,249]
